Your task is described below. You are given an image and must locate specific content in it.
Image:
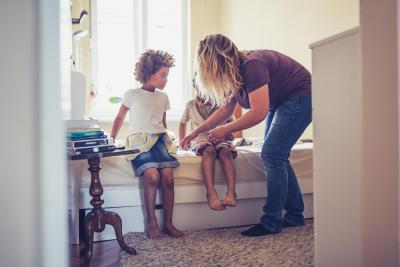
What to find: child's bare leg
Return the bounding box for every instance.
[218,148,237,207]
[159,167,184,238]
[201,146,225,210]
[143,168,163,239]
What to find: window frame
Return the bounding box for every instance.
[90,0,190,121]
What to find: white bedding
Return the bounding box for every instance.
[79,142,313,189]
[70,142,313,243]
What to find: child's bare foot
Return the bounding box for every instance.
[164,224,185,238]
[206,192,226,211]
[222,192,237,207]
[147,221,163,240]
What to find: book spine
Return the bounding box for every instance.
[67,134,107,141]
[67,130,105,139]
[67,138,113,148]
[71,145,115,155]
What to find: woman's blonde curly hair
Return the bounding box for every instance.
[134,49,175,84]
[196,34,242,107]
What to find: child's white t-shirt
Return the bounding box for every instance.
[122,88,170,136]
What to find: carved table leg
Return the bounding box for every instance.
[83,212,96,266]
[82,157,136,266]
[83,157,105,266]
[103,210,137,255]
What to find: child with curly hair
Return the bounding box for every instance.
[111,49,184,239]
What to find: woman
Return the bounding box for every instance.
[181,34,312,236]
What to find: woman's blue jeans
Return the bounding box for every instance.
[260,96,312,233]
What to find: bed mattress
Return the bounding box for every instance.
[70,142,314,243]
[79,142,313,189]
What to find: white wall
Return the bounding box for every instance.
[0,1,39,265]
[398,0,400,261]
[0,1,68,266]
[312,1,399,265]
[361,0,399,266]
[219,0,359,139]
[190,0,221,74]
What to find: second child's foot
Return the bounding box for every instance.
[206,192,226,211]
[147,221,163,240]
[164,224,185,238]
[222,192,237,207]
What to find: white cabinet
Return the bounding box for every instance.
[311,28,362,266]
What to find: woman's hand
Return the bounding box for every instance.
[180,131,198,150]
[209,125,230,143]
[226,133,235,141]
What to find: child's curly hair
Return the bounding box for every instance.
[134,49,175,84]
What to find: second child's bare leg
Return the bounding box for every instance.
[218,148,237,207]
[202,146,225,211]
[159,167,184,238]
[143,168,163,239]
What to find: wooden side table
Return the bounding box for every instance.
[69,148,139,266]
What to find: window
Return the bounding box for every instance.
[90,0,189,120]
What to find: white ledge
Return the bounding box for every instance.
[309,27,360,49]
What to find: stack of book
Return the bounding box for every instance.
[66,120,115,155]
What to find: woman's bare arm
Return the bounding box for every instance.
[180,99,237,149]
[193,98,237,135]
[209,84,269,139]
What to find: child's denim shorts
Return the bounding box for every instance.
[131,135,179,176]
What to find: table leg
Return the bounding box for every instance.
[82,157,136,267]
[83,212,96,266]
[103,210,137,255]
